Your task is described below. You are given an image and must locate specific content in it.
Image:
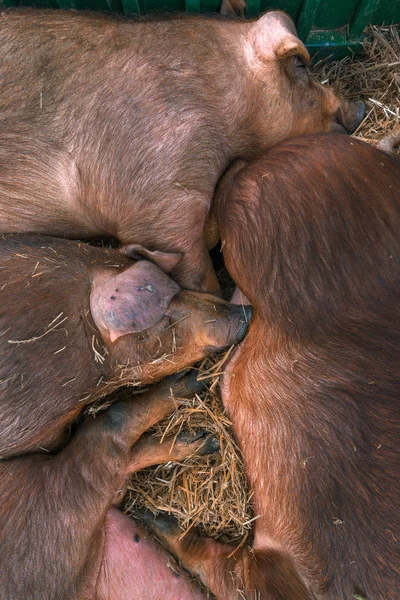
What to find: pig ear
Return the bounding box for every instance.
[250,11,310,65]
[121,244,183,273]
[90,262,181,343]
[275,37,310,63]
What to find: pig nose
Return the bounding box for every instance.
[352,100,366,131]
[236,305,253,342]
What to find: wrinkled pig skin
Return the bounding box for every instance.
[140,134,400,600]
[0,235,250,458]
[0,370,213,600]
[0,9,363,294]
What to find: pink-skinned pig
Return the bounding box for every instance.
[0,234,251,600]
[0,9,364,294]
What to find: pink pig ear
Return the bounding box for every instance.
[90,262,181,343]
[121,244,183,273]
[250,11,310,65]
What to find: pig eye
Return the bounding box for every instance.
[293,56,309,82]
[294,56,306,71]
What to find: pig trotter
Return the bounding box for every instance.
[176,429,220,456]
[164,369,209,397]
[138,509,181,537]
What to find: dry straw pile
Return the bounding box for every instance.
[123,25,400,546]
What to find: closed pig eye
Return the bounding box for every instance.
[293,55,310,82]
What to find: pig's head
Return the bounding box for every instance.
[241,11,364,147]
[90,245,251,384]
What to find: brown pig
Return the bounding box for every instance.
[0,9,364,294]
[1,371,216,600]
[141,134,400,599]
[0,235,250,458]
[0,234,251,599]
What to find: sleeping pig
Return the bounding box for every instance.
[0,234,250,599]
[141,134,400,600]
[0,9,364,294]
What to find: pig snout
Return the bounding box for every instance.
[236,305,253,341]
[353,100,367,130]
[332,98,366,134]
[214,303,252,347]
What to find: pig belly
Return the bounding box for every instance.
[96,508,205,600]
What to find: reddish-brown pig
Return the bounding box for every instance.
[0,9,364,294]
[141,134,400,599]
[0,234,251,599]
[0,235,250,458]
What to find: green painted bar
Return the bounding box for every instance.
[246,0,260,17]
[297,0,321,41]
[185,0,200,12]
[202,0,222,11]
[313,0,358,30]
[306,29,363,59]
[349,0,378,39]
[120,0,141,12]
[374,0,400,24]
[56,0,78,8]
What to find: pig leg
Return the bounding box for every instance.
[376,124,400,155]
[220,0,247,16]
[112,429,219,506]
[127,429,219,473]
[139,512,313,600]
[0,372,212,600]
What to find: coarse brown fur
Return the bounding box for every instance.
[0,235,248,457]
[143,134,400,599]
[0,9,363,293]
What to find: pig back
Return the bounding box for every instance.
[0,10,242,241]
[0,236,113,458]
